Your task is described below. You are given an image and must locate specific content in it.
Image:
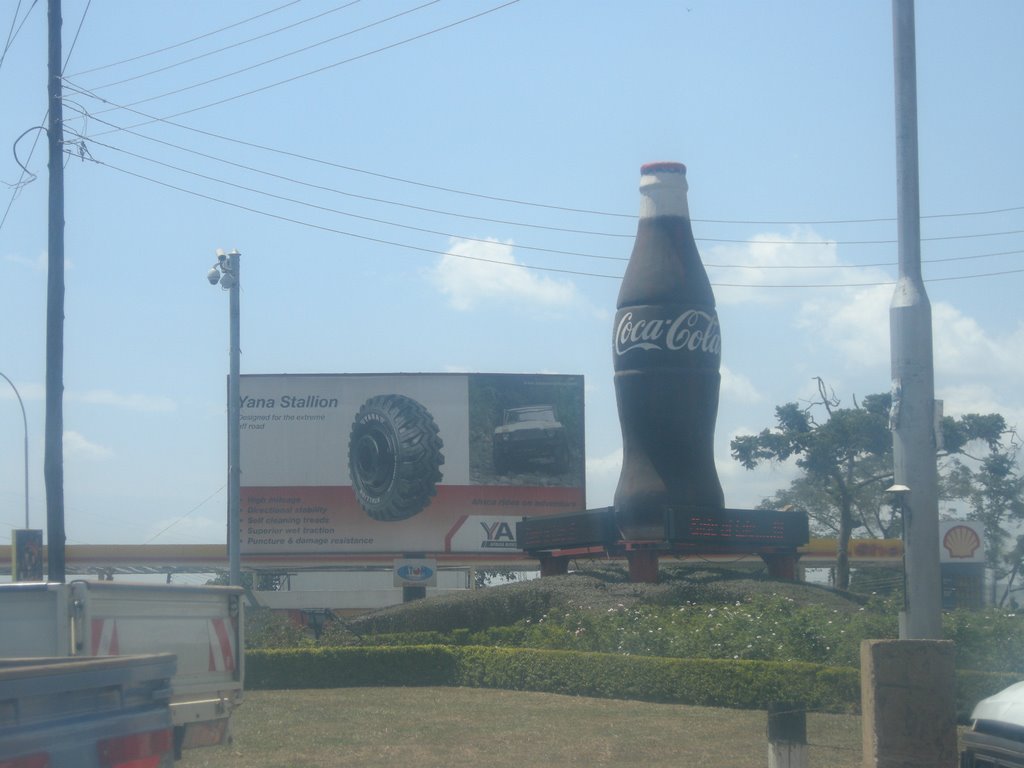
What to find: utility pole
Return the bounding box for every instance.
[45,0,67,582]
[890,0,941,639]
[207,249,242,587]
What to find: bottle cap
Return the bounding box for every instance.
[641,162,687,175]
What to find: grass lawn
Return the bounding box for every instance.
[180,687,864,768]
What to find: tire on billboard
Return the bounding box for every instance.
[348,394,444,521]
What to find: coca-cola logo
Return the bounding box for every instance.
[615,308,721,357]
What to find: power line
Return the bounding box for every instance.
[62,97,1024,246]
[713,265,1024,288]
[145,485,225,544]
[72,133,625,261]
[67,0,306,77]
[76,0,522,129]
[67,149,1024,288]
[73,114,633,237]
[64,81,1024,229]
[68,133,1024,270]
[72,152,624,280]
[87,0,440,113]
[62,0,92,73]
[87,1,365,91]
[0,0,38,75]
[702,228,1024,246]
[0,118,47,234]
[74,114,1024,252]
[706,248,1024,270]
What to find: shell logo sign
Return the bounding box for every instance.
[940,521,985,563]
[942,523,983,562]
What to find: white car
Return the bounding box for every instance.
[961,680,1024,767]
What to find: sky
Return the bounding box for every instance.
[1,0,1023,556]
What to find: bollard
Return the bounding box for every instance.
[767,701,808,768]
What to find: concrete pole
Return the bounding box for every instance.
[45,0,66,583]
[228,251,242,587]
[890,0,942,639]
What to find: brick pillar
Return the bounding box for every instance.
[763,553,799,581]
[539,554,570,577]
[626,549,659,583]
[861,639,957,768]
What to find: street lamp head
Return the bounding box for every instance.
[207,266,222,285]
[885,484,911,496]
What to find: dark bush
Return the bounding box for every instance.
[246,645,459,689]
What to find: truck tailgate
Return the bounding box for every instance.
[71,581,244,732]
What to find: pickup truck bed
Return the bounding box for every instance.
[0,653,176,767]
[0,580,243,756]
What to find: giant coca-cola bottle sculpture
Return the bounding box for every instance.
[613,162,725,540]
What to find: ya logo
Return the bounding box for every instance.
[480,520,516,548]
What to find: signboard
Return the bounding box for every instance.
[12,529,43,581]
[394,558,438,588]
[940,520,985,564]
[800,521,986,565]
[801,538,904,562]
[239,373,585,558]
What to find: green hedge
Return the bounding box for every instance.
[246,646,459,689]
[246,645,1021,719]
[453,646,861,713]
[247,645,858,713]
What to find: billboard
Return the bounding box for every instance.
[239,373,585,558]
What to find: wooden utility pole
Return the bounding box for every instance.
[45,0,66,582]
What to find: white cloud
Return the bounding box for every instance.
[796,283,892,369]
[937,383,1024,433]
[721,364,762,404]
[1,384,176,412]
[717,443,801,509]
[795,282,1024,418]
[585,446,621,508]
[428,237,577,311]
[931,303,1024,383]
[4,250,70,271]
[709,227,859,306]
[69,389,177,412]
[63,430,112,460]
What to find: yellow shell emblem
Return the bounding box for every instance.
[943,525,981,559]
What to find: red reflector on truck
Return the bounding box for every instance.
[0,754,50,768]
[97,729,172,768]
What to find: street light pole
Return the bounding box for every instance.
[0,372,29,528]
[208,249,242,587]
[891,0,941,639]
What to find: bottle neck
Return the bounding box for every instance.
[638,173,690,220]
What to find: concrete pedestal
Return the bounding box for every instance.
[538,554,569,577]
[626,549,659,583]
[860,639,957,768]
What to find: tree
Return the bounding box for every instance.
[731,379,893,590]
[731,379,1022,593]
